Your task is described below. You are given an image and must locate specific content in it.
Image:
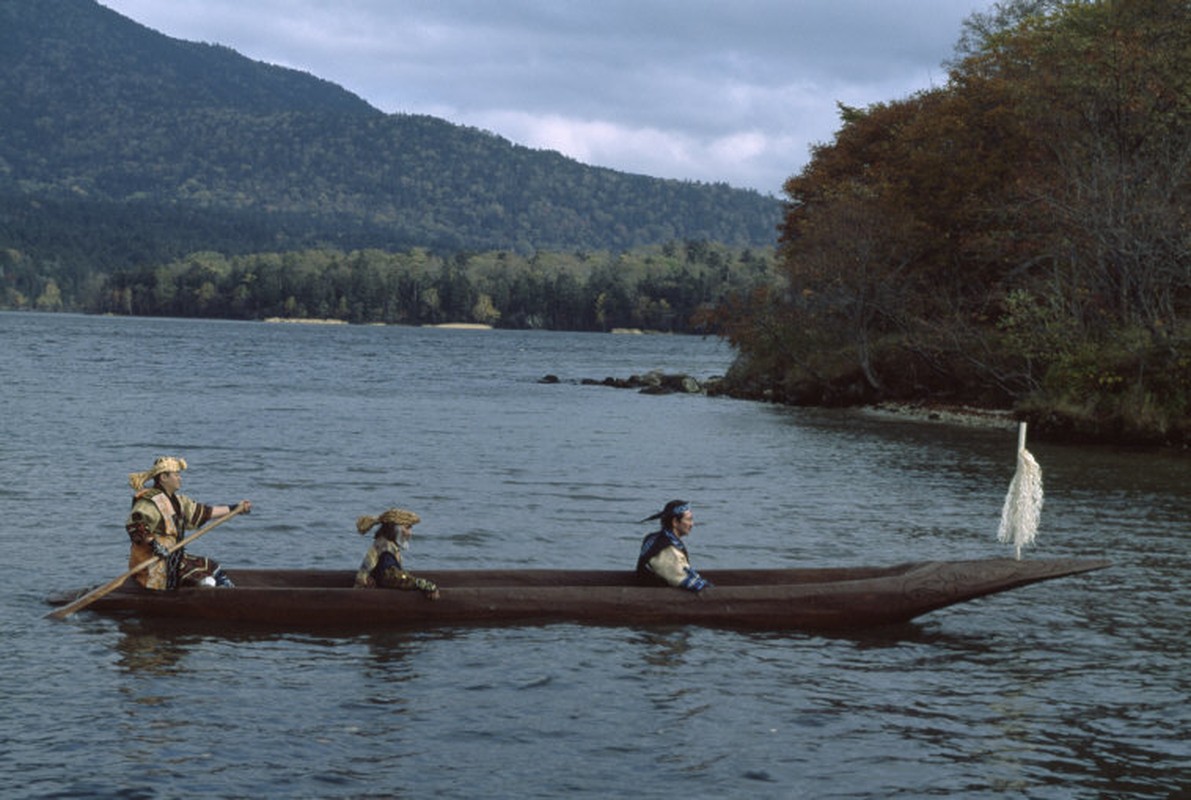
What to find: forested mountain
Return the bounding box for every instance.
[0,0,781,274]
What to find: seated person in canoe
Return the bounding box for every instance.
[636,499,711,592]
[125,456,250,589]
[354,508,440,599]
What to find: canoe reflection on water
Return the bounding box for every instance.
[47,558,1110,633]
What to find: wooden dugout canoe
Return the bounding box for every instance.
[45,557,1109,632]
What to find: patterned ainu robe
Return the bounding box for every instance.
[354,537,438,595]
[125,488,223,589]
[636,529,710,592]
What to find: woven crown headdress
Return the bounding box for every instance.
[356,508,421,535]
[129,456,188,491]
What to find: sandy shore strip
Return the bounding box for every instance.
[860,402,1016,429]
[425,323,494,330]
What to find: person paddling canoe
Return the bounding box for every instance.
[354,508,439,599]
[636,499,711,592]
[125,456,250,589]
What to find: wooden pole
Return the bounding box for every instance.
[998,421,1042,561]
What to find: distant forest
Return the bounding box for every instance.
[0,1,781,335]
[3,240,775,334]
[712,0,1190,445]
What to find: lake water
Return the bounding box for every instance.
[2,311,1187,799]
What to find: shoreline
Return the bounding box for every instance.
[859,402,1017,430]
[263,317,346,325]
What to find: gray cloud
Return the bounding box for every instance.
[100,0,991,194]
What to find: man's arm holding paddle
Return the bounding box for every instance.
[212,501,252,517]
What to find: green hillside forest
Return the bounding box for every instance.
[0,1,780,267]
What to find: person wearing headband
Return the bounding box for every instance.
[353,508,439,599]
[125,456,251,590]
[635,499,711,592]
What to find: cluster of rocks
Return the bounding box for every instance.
[539,370,720,395]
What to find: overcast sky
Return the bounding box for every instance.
[98,0,993,196]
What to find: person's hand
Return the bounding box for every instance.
[231,500,253,514]
[150,540,171,559]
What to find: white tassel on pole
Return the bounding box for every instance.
[998,422,1043,559]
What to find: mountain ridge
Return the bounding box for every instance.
[0,0,781,265]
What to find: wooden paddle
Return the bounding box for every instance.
[46,506,246,620]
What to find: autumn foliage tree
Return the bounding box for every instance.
[718,0,1190,443]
